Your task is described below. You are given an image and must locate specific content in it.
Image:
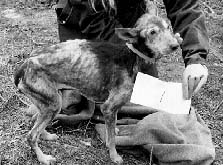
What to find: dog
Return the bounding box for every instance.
[14,5,181,165]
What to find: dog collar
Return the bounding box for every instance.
[126,43,155,64]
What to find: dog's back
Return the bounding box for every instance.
[15,39,137,102]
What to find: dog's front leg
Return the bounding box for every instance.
[101,102,122,164]
[100,90,132,164]
[100,72,133,164]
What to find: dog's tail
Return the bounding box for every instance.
[14,61,28,87]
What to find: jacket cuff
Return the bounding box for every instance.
[184,52,207,67]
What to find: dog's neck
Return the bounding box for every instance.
[126,43,155,64]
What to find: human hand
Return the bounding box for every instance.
[182,64,208,100]
[174,33,183,45]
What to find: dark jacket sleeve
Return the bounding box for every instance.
[163,0,209,66]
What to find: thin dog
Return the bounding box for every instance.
[14,7,181,165]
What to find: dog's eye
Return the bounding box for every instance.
[150,30,156,35]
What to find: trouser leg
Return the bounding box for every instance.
[58,24,85,42]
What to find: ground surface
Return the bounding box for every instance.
[0,0,222,164]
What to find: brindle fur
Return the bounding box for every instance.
[14,12,179,165]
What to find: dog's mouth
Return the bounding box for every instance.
[154,44,179,60]
[162,47,178,55]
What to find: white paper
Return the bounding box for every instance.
[130,72,191,114]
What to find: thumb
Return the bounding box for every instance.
[182,72,189,100]
[193,65,208,94]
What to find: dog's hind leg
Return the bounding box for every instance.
[27,97,62,165]
[27,111,58,165]
[28,110,59,141]
[40,129,59,141]
[23,82,62,165]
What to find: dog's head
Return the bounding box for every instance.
[115,10,180,60]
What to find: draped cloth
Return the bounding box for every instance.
[96,107,215,165]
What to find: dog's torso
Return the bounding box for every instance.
[24,39,138,102]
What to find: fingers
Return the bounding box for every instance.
[182,74,189,100]
[187,75,194,99]
[183,75,207,100]
[182,64,208,100]
[174,33,183,44]
[187,76,202,99]
[193,75,207,94]
[193,76,201,92]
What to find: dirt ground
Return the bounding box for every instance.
[0,0,222,164]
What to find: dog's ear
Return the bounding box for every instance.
[144,0,158,16]
[115,28,138,43]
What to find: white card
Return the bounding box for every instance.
[130,72,191,114]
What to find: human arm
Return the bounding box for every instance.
[163,0,209,99]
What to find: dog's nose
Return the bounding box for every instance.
[170,44,179,51]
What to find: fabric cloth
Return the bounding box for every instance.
[95,107,215,165]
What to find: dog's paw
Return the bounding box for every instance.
[38,154,56,165]
[41,130,59,141]
[110,151,123,164]
[111,154,123,165]
[174,33,183,44]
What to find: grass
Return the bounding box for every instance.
[0,0,223,164]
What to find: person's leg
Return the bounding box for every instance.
[115,0,145,28]
[55,96,95,125]
[58,24,85,42]
[55,0,87,42]
[163,0,209,66]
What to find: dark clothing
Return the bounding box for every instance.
[56,0,209,67]
[56,0,146,39]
